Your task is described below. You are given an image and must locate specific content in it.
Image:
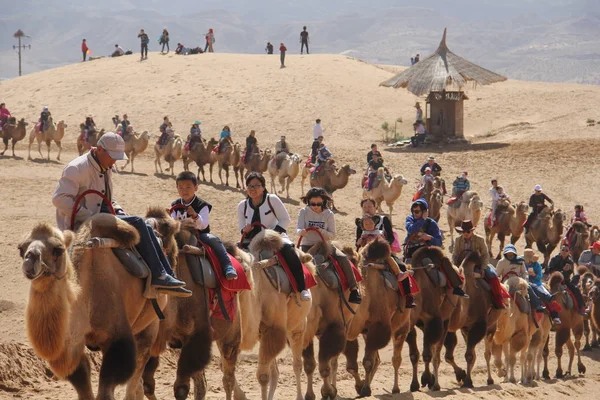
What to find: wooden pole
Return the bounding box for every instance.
[18,35,22,77]
[13,30,30,77]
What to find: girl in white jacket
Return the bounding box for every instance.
[237,172,311,301]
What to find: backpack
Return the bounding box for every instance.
[243,194,278,220]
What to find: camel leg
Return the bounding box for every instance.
[288,329,305,400]
[555,328,568,378]
[55,140,62,160]
[66,355,95,400]
[131,154,136,173]
[463,321,487,388]
[0,139,7,156]
[286,178,292,199]
[444,331,466,384]
[37,138,43,159]
[302,340,317,400]
[407,328,420,392]
[258,325,286,400]
[542,335,550,379]
[11,139,17,157]
[343,339,364,395]
[192,371,208,400]
[174,330,212,400]
[392,330,408,394]
[583,319,592,351]
[27,134,34,160]
[170,160,175,176]
[209,163,214,183]
[431,339,444,391]
[124,323,158,400]
[216,334,241,400]
[46,139,51,160]
[493,342,505,378]
[574,324,586,374]
[484,335,495,385]
[141,356,159,400]
[317,323,345,400]
[96,334,137,400]
[507,343,517,383]
[519,347,528,384]
[225,166,230,186]
[121,159,130,171]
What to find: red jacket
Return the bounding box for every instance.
[82,42,88,52]
[279,45,287,52]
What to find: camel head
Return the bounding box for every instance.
[497,198,511,209]
[19,118,28,127]
[516,201,529,214]
[146,206,180,267]
[18,223,73,282]
[291,153,302,164]
[589,278,600,303]
[468,193,484,212]
[553,209,566,225]
[393,175,408,186]
[341,164,357,176]
[376,167,386,179]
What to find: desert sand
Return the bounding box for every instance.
[1,53,600,399]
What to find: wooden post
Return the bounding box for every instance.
[13,30,31,77]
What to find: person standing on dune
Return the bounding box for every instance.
[81,39,89,62]
[280,43,287,68]
[300,26,309,54]
[138,29,149,60]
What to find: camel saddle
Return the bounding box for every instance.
[112,247,150,278]
[258,249,317,294]
[558,284,575,310]
[509,291,531,315]
[425,267,447,288]
[313,247,362,291]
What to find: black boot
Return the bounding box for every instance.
[349,289,362,304]
[405,295,416,308]
[452,287,469,298]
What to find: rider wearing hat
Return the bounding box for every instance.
[38,106,51,133]
[524,185,554,233]
[579,241,600,273]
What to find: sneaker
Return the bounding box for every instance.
[405,295,417,308]
[452,287,470,298]
[349,289,362,304]
[300,289,312,301]
[157,286,192,298]
[224,265,238,280]
[151,274,186,289]
[552,317,562,325]
[536,305,547,313]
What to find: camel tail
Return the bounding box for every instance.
[424,316,444,345]
[99,334,136,385]
[178,330,212,379]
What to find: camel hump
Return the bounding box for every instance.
[80,214,140,248]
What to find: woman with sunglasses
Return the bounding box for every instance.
[297,188,361,304]
[237,172,311,301]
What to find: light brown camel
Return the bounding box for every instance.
[429,187,443,222]
[27,117,67,161]
[362,169,408,222]
[485,200,528,259]
[183,138,218,182]
[1,117,28,156]
[268,153,302,199]
[444,252,503,387]
[525,311,551,382]
[341,238,414,396]
[447,191,484,251]
[579,267,600,350]
[309,161,357,211]
[301,240,360,400]
[18,210,177,400]
[590,225,600,244]
[237,149,272,190]
[142,226,251,400]
[76,124,103,155]
[210,141,237,186]
[241,229,314,400]
[546,272,585,378]
[588,276,600,351]
[567,221,591,264]
[525,207,566,268]
[154,135,183,176]
[484,276,532,384]
[120,130,149,173]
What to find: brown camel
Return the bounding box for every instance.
[154,135,183,176]
[588,277,600,350]
[268,153,302,199]
[590,225,600,244]
[309,161,357,211]
[1,117,28,157]
[429,187,443,222]
[485,200,529,259]
[484,276,532,384]
[76,124,103,156]
[362,169,409,222]
[447,191,484,250]
[444,252,502,388]
[242,229,314,400]
[18,210,177,400]
[237,149,272,190]
[525,207,566,267]
[142,226,251,400]
[120,130,149,173]
[183,138,218,182]
[546,271,585,378]
[568,221,591,264]
[340,239,413,396]
[579,267,600,350]
[210,141,236,186]
[27,116,67,161]
[301,241,360,400]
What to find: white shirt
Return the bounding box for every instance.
[313,123,323,139]
[237,193,291,241]
[296,207,336,246]
[415,124,425,134]
[490,186,501,207]
[116,46,125,55]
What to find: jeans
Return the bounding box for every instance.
[161,42,169,52]
[301,40,309,54]
[117,215,174,278]
[141,43,148,58]
[198,232,233,273]
[280,243,306,291]
[204,42,209,52]
[83,51,87,61]
[280,52,286,66]
[528,285,542,309]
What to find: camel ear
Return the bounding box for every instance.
[63,230,75,249]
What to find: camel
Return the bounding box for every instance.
[484,276,532,384]
[154,135,183,176]
[546,271,585,378]
[77,125,105,156]
[591,225,600,244]
[447,191,484,250]
[341,238,414,396]
[485,200,529,259]
[268,153,302,199]
[120,131,150,173]
[210,141,237,186]
[444,252,503,388]
[568,221,591,264]
[183,138,218,182]
[307,161,356,211]
[525,207,566,268]
[579,267,600,350]
[27,116,67,161]
[362,169,408,222]
[141,225,251,400]
[1,117,28,157]
[242,229,314,400]
[237,149,272,190]
[18,210,177,400]
[588,277,600,350]
[429,188,443,222]
[301,240,360,400]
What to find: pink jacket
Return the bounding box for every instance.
[0,108,11,120]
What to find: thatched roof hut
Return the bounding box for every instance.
[380,28,507,96]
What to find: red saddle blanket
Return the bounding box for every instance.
[35,123,42,133]
[275,252,318,292]
[329,256,363,291]
[447,197,458,205]
[399,274,420,296]
[412,190,422,202]
[486,211,498,228]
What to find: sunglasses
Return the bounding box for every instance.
[247,184,263,190]
[309,202,324,207]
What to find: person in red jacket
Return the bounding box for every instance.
[81,39,89,62]
[279,43,287,68]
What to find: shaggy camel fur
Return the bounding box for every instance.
[444,252,502,388]
[447,191,484,250]
[1,117,28,157]
[579,268,600,350]
[154,135,183,176]
[121,131,150,173]
[526,207,566,268]
[242,229,314,400]
[485,276,532,384]
[485,200,528,259]
[237,149,272,190]
[210,141,237,186]
[342,239,414,396]
[19,211,176,400]
[77,125,104,156]
[268,153,302,199]
[588,276,600,351]
[28,116,67,161]
[142,228,250,400]
[568,221,591,265]
[306,161,356,211]
[547,271,585,378]
[301,241,360,400]
[591,225,600,244]
[362,169,408,222]
[183,138,218,182]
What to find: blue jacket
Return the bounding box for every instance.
[526,261,544,286]
[453,178,470,192]
[220,130,231,139]
[317,146,332,162]
[403,215,442,247]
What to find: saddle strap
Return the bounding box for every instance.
[214,287,231,321]
[330,263,356,316]
[151,299,165,320]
